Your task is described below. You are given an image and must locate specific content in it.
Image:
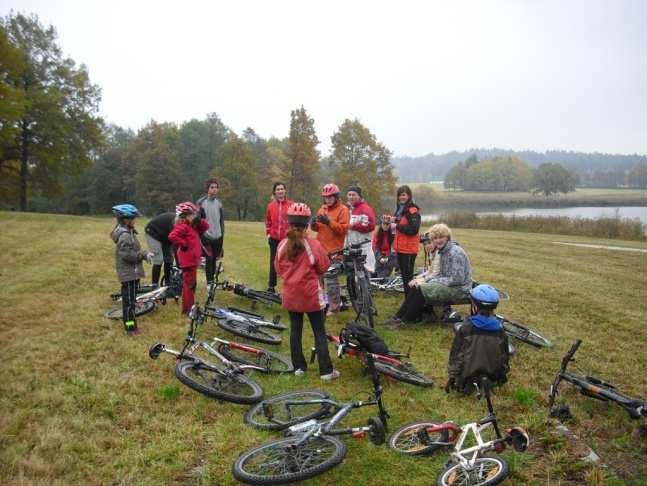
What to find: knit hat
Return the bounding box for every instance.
[347,185,362,198]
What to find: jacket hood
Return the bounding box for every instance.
[470,314,503,331]
[111,224,130,243]
[439,239,458,254]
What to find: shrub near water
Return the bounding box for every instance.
[431,212,646,241]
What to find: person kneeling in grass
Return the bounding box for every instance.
[383,223,471,329]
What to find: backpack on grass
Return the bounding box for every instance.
[341,323,389,355]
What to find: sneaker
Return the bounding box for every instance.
[294,369,305,377]
[320,370,340,381]
[126,327,142,336]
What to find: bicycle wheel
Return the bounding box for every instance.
[357,273,375,328]
[373,359,434,387]
[244,390,333,430]
[501,317,552,348]
[437,456,509,486]
[233,435,346,484]
[217,342,294,374]
[217,319,282,345]
[246,289,282,305]
[388,421,451,455]
[103,301,155,320]
[174,360,263,404]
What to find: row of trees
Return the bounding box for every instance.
[0,13,397,218]
[443,155,579,196]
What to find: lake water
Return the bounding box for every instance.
[424,206,647,225]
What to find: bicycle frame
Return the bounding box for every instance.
[549,340,647,419]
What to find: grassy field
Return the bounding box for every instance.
[405,184,647,210]
[1,211,646,485]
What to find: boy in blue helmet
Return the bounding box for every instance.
[110,204,153,335]
[445,284,510,394]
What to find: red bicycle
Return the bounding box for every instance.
[310,328,433,387]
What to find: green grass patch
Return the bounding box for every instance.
[1,211,646,484]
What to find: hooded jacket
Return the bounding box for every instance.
[169,218,210,268]
[275,237,330,313]
[265,198,294,241]
[111,224,147,282]
[424,240,472,292]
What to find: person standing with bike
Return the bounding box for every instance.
[169,202,209,314]
[275,203,339,381]
[345,185,376,274]
[144,211,176,288]
[265,182,293,294]
[310,183,350,316]
[391,185,421,299]
[196,178,224,286]
[110,204,153,336]
[446,284,510,394]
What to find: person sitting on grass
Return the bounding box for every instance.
[110,204,153,336]
[383,223,471,329]
[445,284,510,394]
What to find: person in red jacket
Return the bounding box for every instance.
[372,213,397,278]
[390,185,421,299]
[168,202,209,314]
[345,185,376,273]
[275,202,339,381]
[265,182,293,294]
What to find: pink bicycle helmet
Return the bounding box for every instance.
[287,202,312,226]
[176,201,199,216]
[321,183,340,197]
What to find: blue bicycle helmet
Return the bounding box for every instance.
[470,284,500,310]
[112,204,141,219]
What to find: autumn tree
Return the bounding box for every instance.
[214,132,257,220]
[286,106,320,206]
[328,119,396,209]
[464,156,532,192]
[0,13,103,210]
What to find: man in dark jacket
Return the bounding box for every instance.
[446,284,510,394]
[144,211,176,287]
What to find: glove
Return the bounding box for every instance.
[317,214,330,225]
[444,378,455,394]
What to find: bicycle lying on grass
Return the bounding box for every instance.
[548,339,647,421]
[233,354,389,484]
[225,282,281,306]
[149,303,269,404]
[388,377,529,485]
[327,239,376,328]
[202,264,286,345]
[310,326,434,387]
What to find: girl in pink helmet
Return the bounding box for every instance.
[275,202,339,380]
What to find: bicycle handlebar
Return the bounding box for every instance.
[328,239,371,257]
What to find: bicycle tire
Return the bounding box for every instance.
[388,421,451,455]
[373,359,434,387]
[357,273,375,328]
[244,390,332,430]
[174,360,263,404]
[217,318,282,345]
[217,342,294,374]
[103,301,156,320]
[501,317,552,348]
[232,435,346,484]
[437,456,509,486]
[246,289,282,305]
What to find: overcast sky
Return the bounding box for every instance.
[3,0,646,157]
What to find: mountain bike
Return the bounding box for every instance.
[388,377,529,486]
[370,274,404,294]
[310,329,434,387]
[108,266,182,301]
[104,284,173,320]
[225,281,281,306]
[148,303,265,404]
[446,311,552,349]
[202,264,286,345]
[232,355,389,484]
[327,239,376,328]
[548,339,647,421]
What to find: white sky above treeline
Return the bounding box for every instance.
[3,0,646,156]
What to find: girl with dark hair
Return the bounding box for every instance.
[265,182,293,293]
[391,185,421,298]
[275,203,339,381]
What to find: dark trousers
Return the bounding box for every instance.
[395,286,426,322]
[397,253,417,298]
[152,261,173,287]
[121,279,139,329]
[204,237,224,283]
[289,310,333,375]
[181,266,197,314]
[268,237,280,288]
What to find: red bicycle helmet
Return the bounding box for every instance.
[176,201,199,216]
[287,202,312,226]
[321,183,340,197]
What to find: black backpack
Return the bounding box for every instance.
[342,323,389,355]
